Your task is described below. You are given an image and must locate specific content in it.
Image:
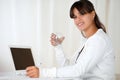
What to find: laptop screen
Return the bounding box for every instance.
[10,47,35,70]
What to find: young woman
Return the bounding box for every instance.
[26,0,115,80]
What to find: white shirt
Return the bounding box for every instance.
[40,29,115,80]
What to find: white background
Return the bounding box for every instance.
[0,0,120,75]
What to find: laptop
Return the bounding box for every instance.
[10,46,35,76]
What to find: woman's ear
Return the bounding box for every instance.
[92,11,95,18]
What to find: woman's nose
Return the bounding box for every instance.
[75,17,81,22]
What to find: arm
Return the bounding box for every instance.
[50,33,69,66]
[54,44,70,67]
[56,37,107,77]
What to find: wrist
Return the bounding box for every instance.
[40,67,56,78]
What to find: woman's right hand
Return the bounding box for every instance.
[50,33,65,46]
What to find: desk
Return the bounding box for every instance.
[0,72,82,80]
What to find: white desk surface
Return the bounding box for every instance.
[0,72,82,80]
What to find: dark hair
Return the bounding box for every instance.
[70,0,106,33]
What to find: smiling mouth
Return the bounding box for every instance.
[78,22,84,27]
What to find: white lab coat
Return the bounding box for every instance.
[40,29,115,80]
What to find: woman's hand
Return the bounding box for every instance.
[26,66,39,78]
[50,33,65,46]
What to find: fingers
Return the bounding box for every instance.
[26,66,39,78]
[51,33,57,39]
[50,33,58,46]
[50,33,65,46]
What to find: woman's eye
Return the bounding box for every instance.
[79,11,86,15]
[73,16,77,19]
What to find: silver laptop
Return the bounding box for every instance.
[10,46,35,75]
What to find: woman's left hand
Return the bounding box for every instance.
[50,33,65,46]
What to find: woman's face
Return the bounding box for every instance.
[73,8,95,32]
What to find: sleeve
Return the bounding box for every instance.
[55,37,107,77]
[40,67,56,78]
[54,45,70,67]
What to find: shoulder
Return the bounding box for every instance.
[86,29,112,48]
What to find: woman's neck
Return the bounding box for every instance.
[84,25,98,38]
